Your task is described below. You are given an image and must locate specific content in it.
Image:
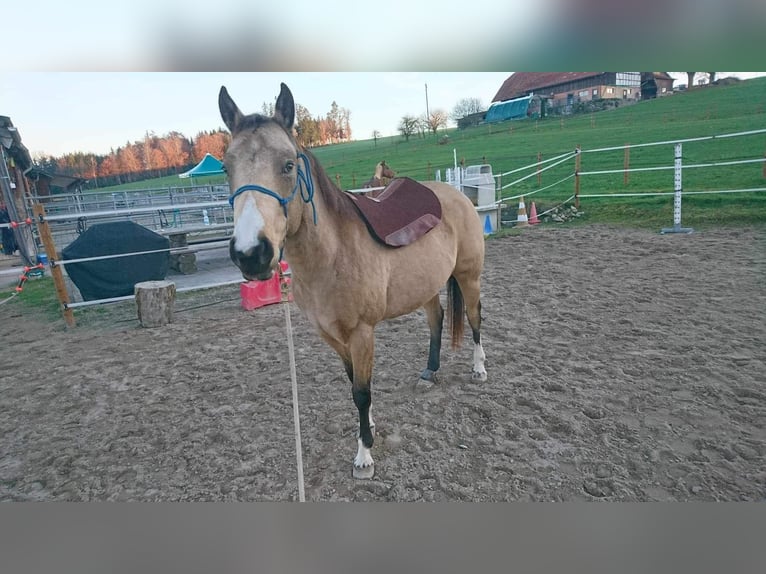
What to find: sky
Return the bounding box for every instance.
[2,73,511,157]
[2,72,764,159]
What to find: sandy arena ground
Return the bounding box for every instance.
[1,224,764,501]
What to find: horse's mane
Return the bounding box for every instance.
[301,148,359,220]
[236,113,273,132]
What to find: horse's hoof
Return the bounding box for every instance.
[352,463,375,480]
[471,370,488,382]
[420,368,439,382]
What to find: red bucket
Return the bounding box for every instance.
[240,262,291,310]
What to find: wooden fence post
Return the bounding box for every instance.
[537,152,542,186]
[32,203,75,327]
[624,143,630,186]
[574,146,581,210]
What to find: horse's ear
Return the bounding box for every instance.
[274,83,295,131]
[219,86,243,132]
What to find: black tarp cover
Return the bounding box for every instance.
[62,221,169,301]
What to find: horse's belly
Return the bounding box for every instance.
[383,236,454,319]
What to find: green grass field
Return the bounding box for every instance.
[100,77,766,229]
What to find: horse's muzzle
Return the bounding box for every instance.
[229,237,276,281]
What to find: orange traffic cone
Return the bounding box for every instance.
[516,196,529,227]
[529,201,540,225]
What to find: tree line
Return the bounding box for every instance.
[35,99,352,189]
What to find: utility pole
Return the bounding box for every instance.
[425,83,430,121]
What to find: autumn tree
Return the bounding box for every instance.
[98,154,120,185]
[426,109,448,135]
[295,104,320,147]
[191,130,229,163]
[141,131,157,174]
[159,132,191,173]
[117,144,141,181]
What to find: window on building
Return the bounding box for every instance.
[616,72,641,87]
[593,89,598,96]
[606,87,614,94]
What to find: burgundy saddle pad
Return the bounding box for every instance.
[345,178,442,247]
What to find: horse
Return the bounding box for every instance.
[362,160,395,194]
[219,83,487,479]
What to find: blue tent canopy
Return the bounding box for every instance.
[179,153,225,178]
[485,95,532,123]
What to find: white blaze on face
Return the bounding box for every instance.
[232,195,265,253]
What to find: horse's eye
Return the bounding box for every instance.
[283,161,295,174]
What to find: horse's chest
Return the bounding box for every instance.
[293,274,386,332]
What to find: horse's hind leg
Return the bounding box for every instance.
[468,299,487,381]
[457,275,487,382]
[420,293,444,383]
[349,324,376,479]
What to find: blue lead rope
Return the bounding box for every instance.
[228,152,317,225]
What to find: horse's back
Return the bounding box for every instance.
[426,181,485,253]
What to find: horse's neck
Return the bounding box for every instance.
[374,164,383,179]
[284,177,342,271]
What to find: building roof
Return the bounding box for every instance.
[0,115,32,170]
[492,73,605,102]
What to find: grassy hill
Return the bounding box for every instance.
[102,77,766,229]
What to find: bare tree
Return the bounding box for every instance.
[398,115,419,142]
[372,130,381,147]
[450,97,485,121]
[686,72,696,89]
[426,109,448,135]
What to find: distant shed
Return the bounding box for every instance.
[484,94,547,123]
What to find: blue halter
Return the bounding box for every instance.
[228,152,317,225]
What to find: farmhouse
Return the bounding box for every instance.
[490,72,675,118]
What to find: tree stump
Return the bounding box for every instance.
[135,280,176,328]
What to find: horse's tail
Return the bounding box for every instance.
[447,275,465,349]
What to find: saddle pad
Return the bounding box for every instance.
[345,178,442,247]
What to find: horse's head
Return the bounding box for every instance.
[219,83,303,281]
[379,161,396,180]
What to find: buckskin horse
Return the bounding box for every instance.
[219,83,486,479]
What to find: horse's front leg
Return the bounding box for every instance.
[349,324,376,479]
